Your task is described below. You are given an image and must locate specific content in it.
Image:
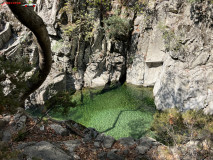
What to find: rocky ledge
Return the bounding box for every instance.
[0,113,167,160]
[1,113,211,160]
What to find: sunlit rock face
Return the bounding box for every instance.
[127,0,213,113]
[152,1,213,113]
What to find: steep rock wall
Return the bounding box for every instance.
[126,0,213,113]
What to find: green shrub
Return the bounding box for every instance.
[45,91,76,116]
[103,14,131,40]
[152,108,185,145]
[152,108,213,146]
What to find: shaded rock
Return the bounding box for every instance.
[103,135,115,149]
[29,72,67,106]
[50,124,69,136]
[136,138,159,156]
[0,22,11,49]
[138,137,161,147]
[95,133,106,142]
[83,127,99,140]
[136,145,150,155]
[0,119,8,128]
[97,152,107,160]
[70,153,80,160]
[2,130,11,142]
[107,151,124,160]
[17,141,73,160]
[123,149,129,155]
[94,141,101,148]
[63,140,81,153]
[14,115,27,131]
[118,137,136,147]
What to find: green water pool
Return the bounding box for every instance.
[49,84,156,140]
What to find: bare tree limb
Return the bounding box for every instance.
[5,0,52,106]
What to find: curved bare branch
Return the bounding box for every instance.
[6,0,52,105]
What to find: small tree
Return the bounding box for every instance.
[44,91,76,117]
[103,13,131,40]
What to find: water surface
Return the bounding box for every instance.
[50,84,156,139]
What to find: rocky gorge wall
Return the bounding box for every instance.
[0,0,212,113]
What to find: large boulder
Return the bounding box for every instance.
[127,0,213,113]
[17,141,73,160]
[153,1,213,113]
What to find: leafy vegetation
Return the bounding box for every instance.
[152,108,213,158]
[103,13,131,40]
[158,22,184,52]
[60,1,95,42]
[44,91,76,116]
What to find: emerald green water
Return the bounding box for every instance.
[49,84,156,140]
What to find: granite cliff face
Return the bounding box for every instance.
[0,0,212,113]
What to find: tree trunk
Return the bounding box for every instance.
[6,0,52,106]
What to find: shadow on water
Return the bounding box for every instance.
[101,107,145,133]
[128,118,149,139]
[28,84,156,139]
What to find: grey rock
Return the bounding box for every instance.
[126,54,145,85]
[94,141,101,148]
[0,22,12,49]
[138,137,160,147]
[70,153,80,160]
[50,124,69,136]
[97,152,107,159]
[118,137,136,147]
[123,149,129,155]
[95,133,106,142]
[29,73,67,105]
[0,119,8,128]
[136,145,150,155]
[63,140,81,153]
[83,127,99,140]
[103,135,115,149]
[107,151,124,160]
[84,52,125,88]
[17,141,73,160]
[2,130,11,142]
[3,115,11,122]
[15,115,27,131]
